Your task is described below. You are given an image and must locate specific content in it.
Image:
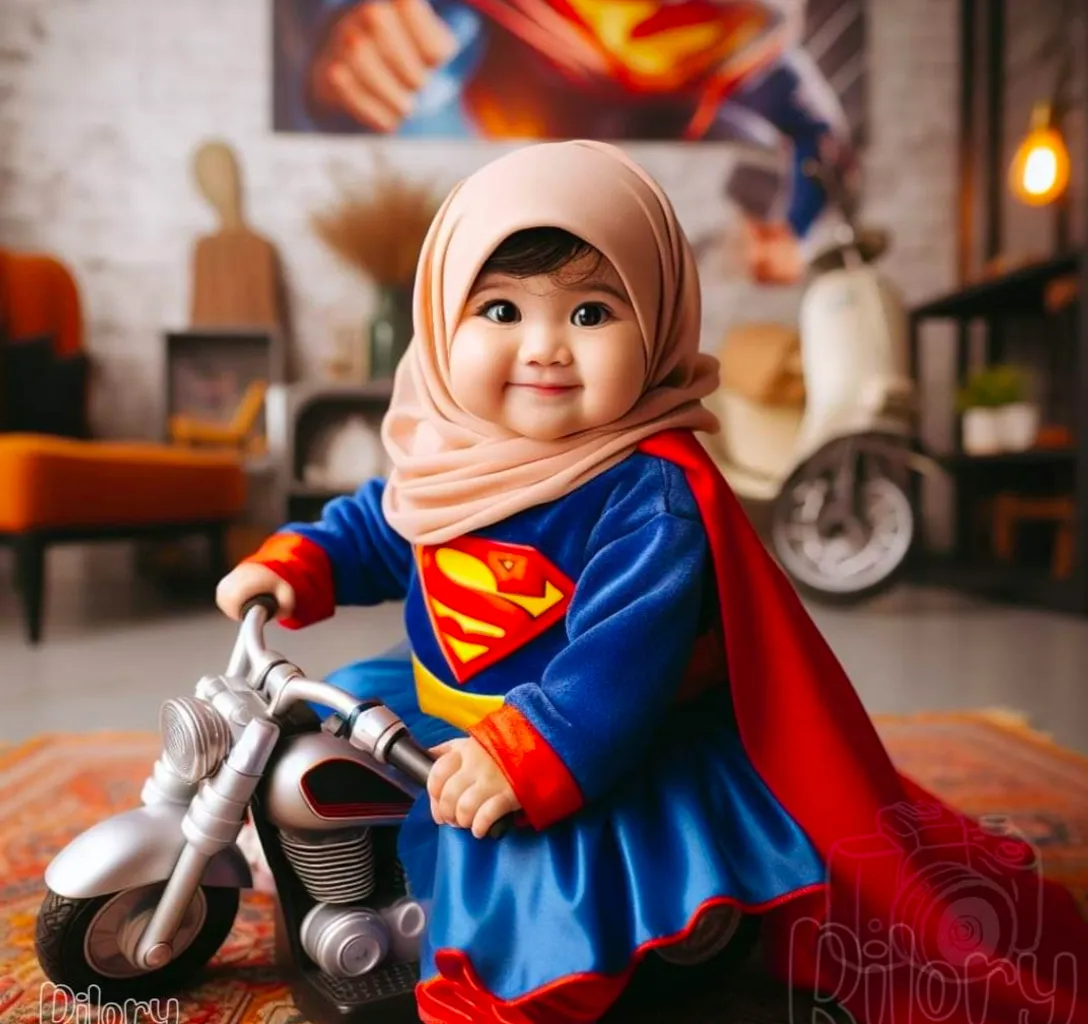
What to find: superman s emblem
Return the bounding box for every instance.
[416,537,573,683]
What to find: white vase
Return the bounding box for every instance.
[962,408,1003,455]
[998,402,1040,452]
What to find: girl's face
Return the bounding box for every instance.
[448,252,646,441]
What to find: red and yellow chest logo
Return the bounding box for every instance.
[416,537,573,683]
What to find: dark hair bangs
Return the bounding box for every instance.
[480,226,603,282]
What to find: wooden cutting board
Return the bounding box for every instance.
[190,230,283,330]
[189,140,286,331]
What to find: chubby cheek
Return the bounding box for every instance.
[447,323,510,420]
[581,342,645,427]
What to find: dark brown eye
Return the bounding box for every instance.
[572,303,610,328]
[482,300,520,324]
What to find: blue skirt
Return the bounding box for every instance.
[315,643,826,1001]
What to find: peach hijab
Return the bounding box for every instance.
[380,140,720,545]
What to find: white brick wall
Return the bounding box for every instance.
[1,0,959,454]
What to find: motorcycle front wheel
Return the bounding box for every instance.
[35,882,239,1002]
[770,459,915,604]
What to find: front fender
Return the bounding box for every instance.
[790,430,947,485]
[905,438,946,479]
[44,803,253,899]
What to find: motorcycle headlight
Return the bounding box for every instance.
[159,696,232,784]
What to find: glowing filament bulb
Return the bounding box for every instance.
[1022,146,1058,197]
[1009,103,1070,206]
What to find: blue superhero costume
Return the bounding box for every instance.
[249,441,825,1021]
[248,431,1088,1024]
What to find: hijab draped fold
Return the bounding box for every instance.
[380,140,720,544]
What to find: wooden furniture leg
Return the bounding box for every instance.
[14,533,46,644]
[4,519,239,644]
[991,493,1017,561]
[990,494,1076,580]
[207,523,229,580]
[1053,520,1076,579]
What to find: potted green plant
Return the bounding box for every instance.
[955,364,1038,454]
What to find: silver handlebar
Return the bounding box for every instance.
[222,595,514,838]
[227,600,362,719]
[225,598,429,770]
[225,602,269,679]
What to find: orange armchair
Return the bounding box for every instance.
[0,249,247,642]
[0,249,83,357]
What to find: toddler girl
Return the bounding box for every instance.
[219,141,1087,1024]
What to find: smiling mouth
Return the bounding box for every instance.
[509,383,581,396]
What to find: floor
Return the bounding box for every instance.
[1,542,1087,755]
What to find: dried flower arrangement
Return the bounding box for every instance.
[311,155,442,288]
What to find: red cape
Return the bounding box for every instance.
[416,429,1087,1023]
[637,429,1088,1024]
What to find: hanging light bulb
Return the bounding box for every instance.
[1008,101,1071,206]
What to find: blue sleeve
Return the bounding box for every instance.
[501,485,708,804]
[282,478,413,605]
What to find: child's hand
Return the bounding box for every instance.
[216,563,296,621]
[427,738,521,839]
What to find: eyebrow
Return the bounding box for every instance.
[468,272,632,305]
[468,273,508,296]
[576,278,631,304]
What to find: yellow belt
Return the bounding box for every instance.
[411,656,504,732]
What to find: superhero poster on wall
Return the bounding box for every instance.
[272,0,866,286]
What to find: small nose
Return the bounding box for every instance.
[519,324,572,366]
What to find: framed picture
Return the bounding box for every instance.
[271,0,867,290]
[272,0,867,146]
[163,329,286,446]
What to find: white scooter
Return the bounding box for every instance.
[705,160,942,602]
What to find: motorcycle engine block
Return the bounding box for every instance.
[280,826,377,904]
[299,898,427,978]
[280,826,426,978]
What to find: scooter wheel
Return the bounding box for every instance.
[35,883,239,1003]
[770,473,915,604]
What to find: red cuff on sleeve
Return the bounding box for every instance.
[242,533,336,629]
[469,704,583,830]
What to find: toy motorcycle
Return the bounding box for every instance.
[35,597,759,1022]
[36,595,461,1021]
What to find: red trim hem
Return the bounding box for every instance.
[415,883,826,1022]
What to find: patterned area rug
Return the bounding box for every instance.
[1,711,1085,1023]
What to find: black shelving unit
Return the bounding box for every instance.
[911,254,1079,319]
[907,0,1088,614]
[939,447,1076,468]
